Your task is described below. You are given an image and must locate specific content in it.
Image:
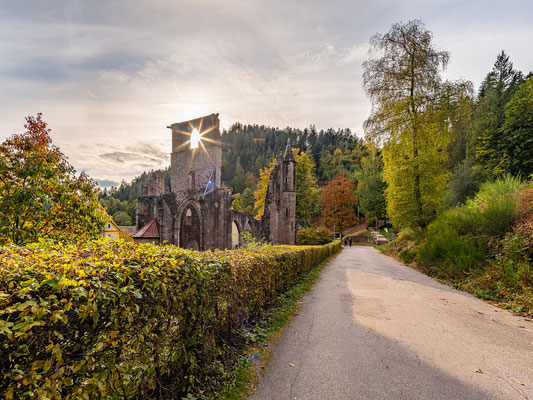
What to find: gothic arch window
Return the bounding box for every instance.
[179,203,201,250]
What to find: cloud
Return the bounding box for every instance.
[94,178,120,188]
[1,0,532,186]
[99,142,168,165]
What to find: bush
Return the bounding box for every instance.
[296,227,333,245]
[418,223,487,275]
[0,239,340,399]
[470,173,523,206]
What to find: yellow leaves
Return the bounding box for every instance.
[513,378,525,386]
[0,238,341,399]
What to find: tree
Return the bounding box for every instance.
[293,149,318,228]
[356,151,387,224]
[320,174,358,231]
[240,187,255,215]
[502,76,533,177]
[231,193,243,212]
[363,20,471,228]
[230,159,246,193]
[442,159,483,208]
[112,211,132,226]
[253,159,276,217]
[472,51,524,176]
[0,114,106,245]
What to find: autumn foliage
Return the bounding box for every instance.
[320,174,358,231]
[0,239,340,398]
[0,114,106,245]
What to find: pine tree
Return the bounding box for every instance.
[502,77,533,177]
[472,51,524,176]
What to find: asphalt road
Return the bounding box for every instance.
[251,246,533,400]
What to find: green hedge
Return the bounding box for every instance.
[0,239,340,399]
[296,227,333,245]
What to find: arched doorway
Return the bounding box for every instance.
[231,221,240,248]
[244,220,253,236]
[179,203,201,250]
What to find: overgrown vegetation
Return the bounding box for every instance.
[0,239,340,399]
[386,176,533,313]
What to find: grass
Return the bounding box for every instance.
[377,180,533,316]
[216,250,340,400]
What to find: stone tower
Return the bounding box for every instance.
[167,113,222,200]
[134,113,295,249]
[262,142,297,245]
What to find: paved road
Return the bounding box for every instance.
[252,246,533,400]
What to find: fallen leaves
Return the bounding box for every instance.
[512,378,525,386]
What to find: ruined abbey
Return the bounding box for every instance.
[133,113,296,250]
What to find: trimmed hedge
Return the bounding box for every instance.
[0,239,340,399]
[296,227,333,245]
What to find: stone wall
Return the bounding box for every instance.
[261,144,296,245]
[135,114,295,250]
[168,114,222,201]
[142,170,166,196]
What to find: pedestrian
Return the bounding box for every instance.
[344,237,348,247]
[349,237,352,247]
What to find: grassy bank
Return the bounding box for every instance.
[383,175,533,315]
[217,250,340,400]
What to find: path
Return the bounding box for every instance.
[252,246,533,400]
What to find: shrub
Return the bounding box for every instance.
[0,239,340,399]
[470,173,523,207]
[296,227,333,245]
[477,195,518,237]
[418,226,487,275]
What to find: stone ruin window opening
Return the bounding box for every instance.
[190,128,200,149]
[231,221,240,248]
[179,203,201,250]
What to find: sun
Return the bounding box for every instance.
[190,127,200,149]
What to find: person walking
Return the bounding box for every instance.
[344,237,348,247]
[349,237,353,247]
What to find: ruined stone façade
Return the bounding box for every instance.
[134,113,295,250]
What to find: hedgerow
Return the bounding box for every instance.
[0,239,340,399]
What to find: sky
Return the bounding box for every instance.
[1,0,532,187]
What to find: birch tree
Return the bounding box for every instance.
[363,20,472,228]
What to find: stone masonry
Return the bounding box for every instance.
[134,113,296,250]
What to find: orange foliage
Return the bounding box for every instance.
[320,174,358,231]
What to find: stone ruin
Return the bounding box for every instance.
[133,113,296,250]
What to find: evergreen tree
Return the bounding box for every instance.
[240,187,255,215]
[502,77,533,177]
[472,51,524,176]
